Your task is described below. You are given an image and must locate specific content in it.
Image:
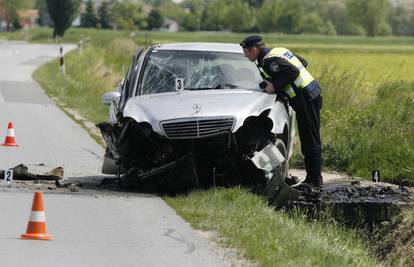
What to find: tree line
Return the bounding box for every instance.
[1,0,414,37]
[154,0,413,36]
[79,0,414,36]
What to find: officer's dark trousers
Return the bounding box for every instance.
[290,92,323,184]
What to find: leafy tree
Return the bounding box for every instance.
[12,15,22,30]
[243,0,264,8]
[147,8,163,30]
[180,0,204,30]
[201,0,223,30]
[346,0,391,36]
[201,0,253,32]
[222,0,254,32]
[143,0,170,7]
[98,1,111,29]
[257,0,305,33]
[36,0,52,26]
[159,0,186,25]
[275,0,304,34]
[320,0,349,34]
[80,0,98,28]
[299,12,336,35]
[179,12,199,31]
[111,0,147,30]
[390,4,414,36]
[46,0,81,37]
[181,0,204,13]
[256,0,281,32]
[0,0,31,31]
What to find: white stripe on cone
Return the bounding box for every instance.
[29,211,46,222]
[7,128,14,136]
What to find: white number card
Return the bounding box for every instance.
[4,169,13,184]
[175,78,184,91]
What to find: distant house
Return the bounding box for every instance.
[160,19,178,32]
[18,9,39,29]
[0,9,38,30]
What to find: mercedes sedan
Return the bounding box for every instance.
[98,43,295,192]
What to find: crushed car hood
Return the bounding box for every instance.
[123,89,278,135]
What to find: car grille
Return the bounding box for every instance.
[161,117,235,139]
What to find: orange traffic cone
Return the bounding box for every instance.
[21,192,53,240]
[1,122,18,147]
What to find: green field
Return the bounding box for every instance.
[3,28,413,266]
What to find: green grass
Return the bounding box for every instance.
[33,47,114,123]
[372,208,414,266]
[165,188,379,267]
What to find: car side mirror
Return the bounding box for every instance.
[102,91,121,106]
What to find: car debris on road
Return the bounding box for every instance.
[0,164,63,181]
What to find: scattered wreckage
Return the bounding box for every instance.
[97,43,297,196]
[0,164,63,181]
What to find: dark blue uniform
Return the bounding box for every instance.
[241,36,323,186]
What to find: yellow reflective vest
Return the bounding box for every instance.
[258,47,315,99]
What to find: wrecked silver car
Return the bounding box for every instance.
[98,43,295,193]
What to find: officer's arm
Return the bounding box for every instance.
[293,53,308,68]
[263,57,299,93]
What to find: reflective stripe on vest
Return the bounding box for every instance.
[263,47,315,97]
[257,65,296,98]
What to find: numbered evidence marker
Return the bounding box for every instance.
[175,78,184,92]
[372,170,380,183]
[4,169,13,185]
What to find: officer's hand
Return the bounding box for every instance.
[263,80,275,94]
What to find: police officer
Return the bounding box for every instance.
[240,35,323,188]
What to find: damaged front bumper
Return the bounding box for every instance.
[97,116,292,198]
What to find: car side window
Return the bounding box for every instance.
[119,49,144,110]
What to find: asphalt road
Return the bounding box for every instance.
[0,41,102,177]
[0,41,227,267]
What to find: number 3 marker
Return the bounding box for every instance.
[175,78,184,91]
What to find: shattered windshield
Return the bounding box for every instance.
[140,50,262,95]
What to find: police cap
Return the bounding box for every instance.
[240,35,263,48]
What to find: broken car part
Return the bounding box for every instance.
[0,164,63,181]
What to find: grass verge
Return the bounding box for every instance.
[373,208,414,266]
[165,188,379,267]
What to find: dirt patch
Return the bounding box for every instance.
[288,176,414,229]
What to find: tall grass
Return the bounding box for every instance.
[312,58,414,183]
[33,46,118,123]
[373,208,414,266]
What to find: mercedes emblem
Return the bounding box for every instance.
[193,104,201,113]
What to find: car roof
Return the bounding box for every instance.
[154,43,243,53]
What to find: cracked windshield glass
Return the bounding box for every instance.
[141,50,262,94]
